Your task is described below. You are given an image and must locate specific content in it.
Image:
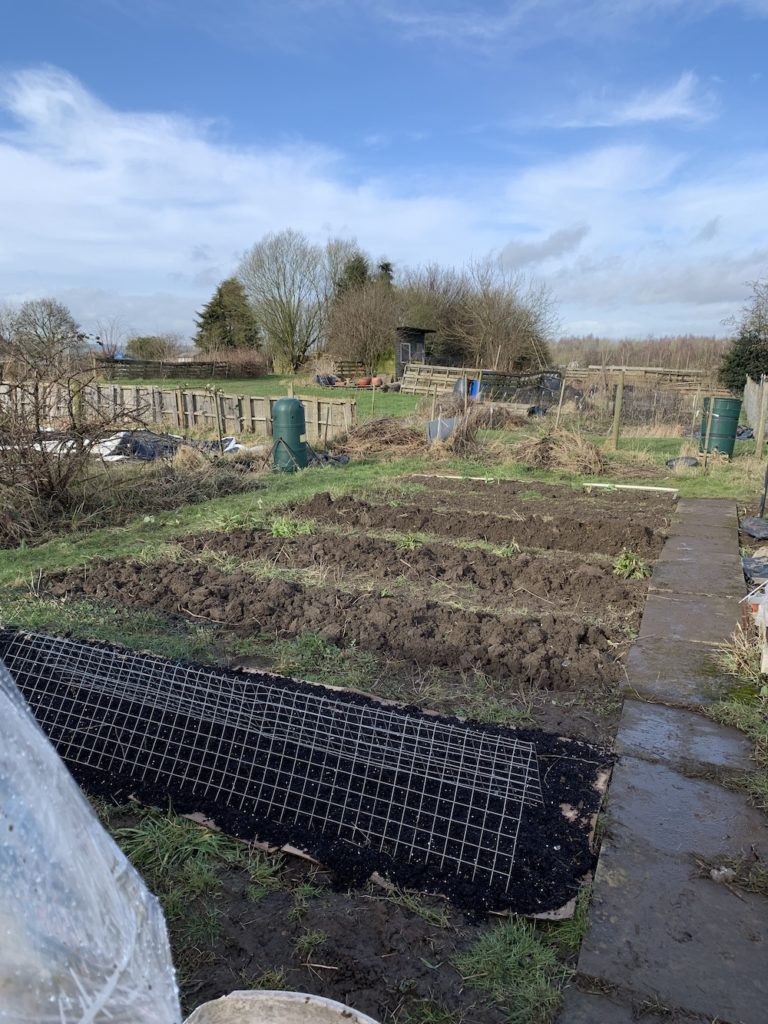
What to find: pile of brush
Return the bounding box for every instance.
[511,429,607,475]
[333,416,424,457]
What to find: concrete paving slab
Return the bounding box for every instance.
[604,756,768,858]
[638,592,739,644]
[615,700,754,772]
[676,498,737,520]
[624,638,728,705]
[556,987,665,1024]
[578,841,768,1023]
[655,534,738,559]
[649,555,744,599]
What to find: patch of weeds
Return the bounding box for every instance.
[288,881,325,922]
[404,998,467,1024]
[713,625,767,689]
[451,672,535,726]
[246,850,284,902]
[269,513,316,538]
[388,888,453,929]
[547,883,592,952]
[454,918,569,1024]
[0,592,218,664]
[397,530,427,552]
[112,807,245,935]
[497,541,522,556]
[700,851,768,901]
[274,632,379,690]
[295,929,327,960]
[612,549,651,580]
[239,967,289,990]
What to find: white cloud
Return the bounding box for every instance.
[1,66,768,339]
[562,72,718,128]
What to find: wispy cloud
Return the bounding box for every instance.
[370,0,768,49]
[561,72,718,128]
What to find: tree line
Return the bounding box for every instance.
[193,228,557,373]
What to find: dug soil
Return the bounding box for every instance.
[46,559,624,692]
[181,527,647,620]
[297,492,669,557]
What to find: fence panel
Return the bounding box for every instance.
[0,381,356,442]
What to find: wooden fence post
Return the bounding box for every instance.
[755,374,767,460]
[607,370,624,451]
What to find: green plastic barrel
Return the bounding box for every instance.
[272,397,308,472]
[700,397,742,458]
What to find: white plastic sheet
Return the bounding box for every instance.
[0,659,181,1023]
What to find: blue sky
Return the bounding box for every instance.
[1,0,767,341]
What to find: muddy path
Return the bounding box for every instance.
[46,559,623,691]
[181,527,647,621]
[297,492,667,557]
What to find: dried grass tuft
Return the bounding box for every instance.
[172,445,212,471]
[510,429,607,475]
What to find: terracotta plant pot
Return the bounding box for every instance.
[371,376,383,388]
[357,377,372,388]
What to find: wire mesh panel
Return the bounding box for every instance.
[0,630,546,900]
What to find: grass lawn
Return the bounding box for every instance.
[126,373,423,422]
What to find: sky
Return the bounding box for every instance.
[1,0,767,343]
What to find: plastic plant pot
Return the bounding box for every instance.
[184,991,380,1024]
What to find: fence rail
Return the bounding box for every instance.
[0,381,356,442]
[92,357,266,380]
[399,363,560,396]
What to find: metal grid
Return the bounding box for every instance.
[0,630,543,893]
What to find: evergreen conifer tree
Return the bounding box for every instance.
[194,278,261,351]
[718,327,768,393]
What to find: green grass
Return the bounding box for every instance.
[0,592,219,662]
[268,513,316,537]
[127,373,422,422]
[295,929,327,960]
[288,881,325,922]
[547,884,592,952]
[387,888,453,929]
[404,1000,467,1024]
[454,918,569,1024]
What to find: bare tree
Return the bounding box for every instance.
[0,298,86,379]
[326,278,402,373]
[400,259,556,370]
[93,316,129,358]
[237,230,360,371]
[125,333,183,361]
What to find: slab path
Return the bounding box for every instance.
[557,499,768,1024]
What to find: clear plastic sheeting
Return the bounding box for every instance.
[0,659,181,1024]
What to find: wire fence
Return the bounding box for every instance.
[0,630,544,896]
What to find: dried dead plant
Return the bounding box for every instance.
[333,416,424,457]
[510,429,607,475]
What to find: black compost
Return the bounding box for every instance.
[0,628,611,914]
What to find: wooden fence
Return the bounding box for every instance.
[0,382,356,442]
[92,357,266,380]
[399,362,560,396]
